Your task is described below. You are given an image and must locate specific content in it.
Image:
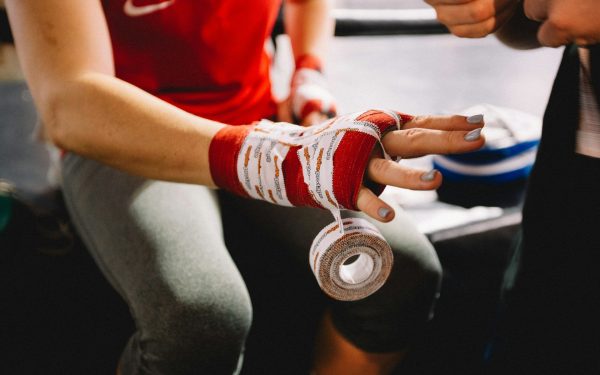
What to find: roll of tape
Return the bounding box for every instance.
[310,218,393,301]
[234,114,399,301]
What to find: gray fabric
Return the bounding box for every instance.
[62,152,442,374]
[61,154,251,375]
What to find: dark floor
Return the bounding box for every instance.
[1,31,562,374]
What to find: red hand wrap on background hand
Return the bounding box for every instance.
[209,110,413,210]
[291,54,337,122]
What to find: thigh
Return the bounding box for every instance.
[220,191,441,352]
[61,154,250,336]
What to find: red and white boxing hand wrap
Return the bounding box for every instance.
[290,54,337,122]
[209,110,413,213]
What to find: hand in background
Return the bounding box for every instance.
[278,54,337,127]
[425,0,521,38]
[524,0,600,47]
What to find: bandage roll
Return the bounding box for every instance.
[310,218,393,301]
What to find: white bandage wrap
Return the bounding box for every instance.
[292,68,336,118]
[235,112,400,300]
[237,121,297,207]
[310,218,394,301]
[236,112,396,218]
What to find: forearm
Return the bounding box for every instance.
[6,0,225,186]
[45,72,224,186]
[284,0,334,61]
[495,3,541,50]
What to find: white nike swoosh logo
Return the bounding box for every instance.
[123,0,175,17]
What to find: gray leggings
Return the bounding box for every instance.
[61,153,442,375]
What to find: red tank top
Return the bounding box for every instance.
[102,0,281,125]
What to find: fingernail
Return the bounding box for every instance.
[421,169,438,182]
[378,207,390,219]
[467,114,484,124]
[464,128,482,141]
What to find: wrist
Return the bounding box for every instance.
[208,124,255,197]
[294,53,323,72]
[291,54,337,122]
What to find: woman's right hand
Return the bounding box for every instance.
[209,110,485,223]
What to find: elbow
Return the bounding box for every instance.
[36,81,75,150]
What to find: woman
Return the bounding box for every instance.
[5,1,485,374]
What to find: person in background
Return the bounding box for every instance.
[0,1,21,81]
[425,0,600,373]
[5,1,486,374]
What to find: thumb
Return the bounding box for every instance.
[356,187,395,223]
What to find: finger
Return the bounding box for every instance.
[523,0,548,22]
[356,186,395,223]
[444,0,517,37]
[301,111,329,127]
[382,127,486,158]
[403,114,484,132]
[367,158,442,190]
[537,19,573,47]
[435,0,496,27]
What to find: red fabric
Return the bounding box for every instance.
[209,125,253,197]
[332,132,377,210]
[291,53,337,121]
[295,54,323,72]
[283,146,321,208]
[330,110,412,208]
[355,110,412,133]
[300,99,324,119]
[101,0,281,125]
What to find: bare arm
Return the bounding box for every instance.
[5,0,224,186]
[283,0,334,63]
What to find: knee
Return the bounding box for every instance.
[392,241,442,311]
[330,241,442,352]
[368,239,442,322]
[141,282,253,374]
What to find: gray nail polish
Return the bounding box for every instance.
[421,169,437,182]
[467,114,484,124]
[378,207,390,219]
[464,128,482,141]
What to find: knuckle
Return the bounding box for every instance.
[365,196,381,213]
[370,158,390,177]
[444,132,459,153]
[452,114,465,125]
[451,26,475,38]
[402,128,424,141]
[453,24,488,38]
[546,16,570,34]
[410,115,429,127]
[469,2,492,22]
[435,11,451,26]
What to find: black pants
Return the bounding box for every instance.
[489,154,600,374]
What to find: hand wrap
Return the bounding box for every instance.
[209,110,413,215]
[210,110,413,301]
[290,54,337,122]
